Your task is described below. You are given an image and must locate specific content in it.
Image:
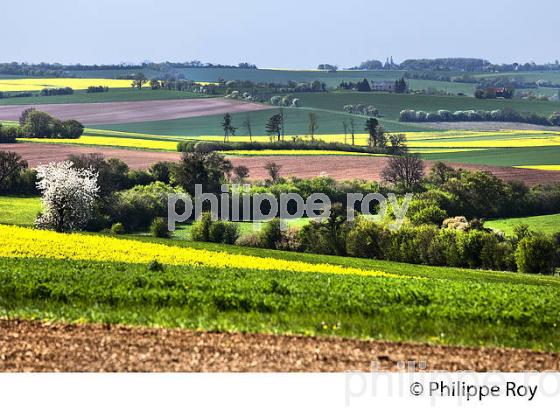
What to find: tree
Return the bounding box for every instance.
[67,153,129,197]
[131,72,147,89]
[308,112,318,141]
[342,120,349,144]
[387,133,408,155]
[356,78,371,92]
[381,154,425,191]
[265,114,282,141]
[35,161,99,232]
[349,118,356,145]
[23,110,53,138]
[264,162,282,182]
[61,119,84,139]
[173,151,233,196]
[365,118,386,147]
[221,113,236,142]
[242,116,253,142]
[19,108,36,126]
[394,78,408,93]
[0,151,28,191]
[232,165,250,183]
[149,79,161,90]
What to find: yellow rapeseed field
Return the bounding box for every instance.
[0,78,136,92]
[18,136,179,151]
[223,150,378,156]
[0,225,399,279]
[513,165,560,171]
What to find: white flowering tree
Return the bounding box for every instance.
[35,161,99,232]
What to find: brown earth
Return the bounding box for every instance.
[0,98,268,125]
[1,319,558,372]
[1,143,559,186]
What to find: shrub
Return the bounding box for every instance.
[111,182,183,231]
[346,217,384,258]
[259,218,283,249]
[235,232,261,247]
[150,217,171,238]
[111,222,126,235]
[190,213,239,244]
[190,213,213,242]
[148,260,165,272]
[515,234,556,274]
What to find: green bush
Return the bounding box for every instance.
[346,217,384,259]
[259,218,283,249]
[190,213,239,244]
[111,222,126,235]
[110,182,183,231]
[190,213,213,242]
[150,217,170,238]
[515,234,556,274]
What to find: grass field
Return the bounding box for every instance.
[93,106,429,137]
[0,196,41,226]
[485,214,560,236]
[1,224,559,351]
[0,88,211,105]
[420,146,560,166]
[294,91,560,119]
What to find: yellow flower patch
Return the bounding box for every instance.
[0,78,137,92]
[0,225,399,279]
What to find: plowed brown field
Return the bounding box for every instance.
[1,320,558,372]
[0,98,268,125]
[2,143,559,185]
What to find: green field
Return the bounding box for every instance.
[0,196,41,226]
[485,213,560,236]
[94,106,429,137]
[294,91,560,120]
[0,88,210,105]
[420,146,560,166]
[1,227,559,351]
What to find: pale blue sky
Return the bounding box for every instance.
[1,0,558,67]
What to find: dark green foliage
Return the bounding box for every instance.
[0,151,29,193]
[150,217,170,238]
[515,234,556,274]
[0,124,21,143]
[172,151,232,196]
[177,139,386,155]
[111,222,126,235]
[109,182,183,232]
[258,218,283,249]
[190,212,239,244]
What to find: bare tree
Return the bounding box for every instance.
[381,155,424,191]
[232,165,250,183]
[242,116,253,142]
[264,162,282,182]
[349,118,356,145]
[308,112,318,141]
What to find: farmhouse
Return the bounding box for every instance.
[370,81,396,92]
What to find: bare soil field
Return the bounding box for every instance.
[1,319,558,372]
[228,155,560,186]
[417,121,560,131]
[2,143,559,185]
[0,143,180,169]
[0,98,268,125]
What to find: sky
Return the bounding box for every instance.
[1,0,558,68]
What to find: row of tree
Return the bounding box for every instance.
[400,108,560,126]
